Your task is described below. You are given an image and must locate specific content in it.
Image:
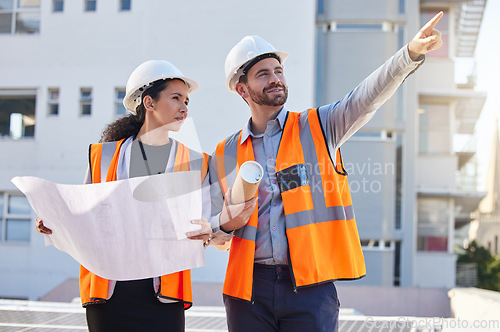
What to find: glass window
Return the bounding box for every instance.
[1,193,32,243]
[15,12,39,33]
[398,0,405,14]
[0,0,14,10]
[317,0,324,15]
[419,104,450,154]
[0,13,12,33]
[120,0,130,11]
[53,0,63,12]
[85,0,96,12]
[352,131,383,138]
[115,88,126,115]
[0,196,4,218]
[417,198,449,251]
[395,133,403,229]
[0,91,36,139]
[7,195,31,214]
[420,9,449,58]
[397,26,405,50]
[80,88,92,115]
[336,24,383,30]
[6,218,31,242]
[0,0,40,34]
[18,0,40,8]
[48,88,59,116]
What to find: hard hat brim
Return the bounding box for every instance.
[226,51,289,93]
[124,75,199,114]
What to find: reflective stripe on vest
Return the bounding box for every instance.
[80,138,208,308]
[218,109,366,302]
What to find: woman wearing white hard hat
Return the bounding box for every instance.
[36,60,213,331]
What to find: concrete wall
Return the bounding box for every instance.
[336,284,452,317]
[415,252,456,288]
[448,287,500,320]
[323,0,400,21]
[418,58,456,92]
[343,139,396,240]
[416,155,457,190]
[359,250,395,286]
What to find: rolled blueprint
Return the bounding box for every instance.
[230,161,263,204]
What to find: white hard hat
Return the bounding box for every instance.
[123,60,199,113]
[224,35,289,93]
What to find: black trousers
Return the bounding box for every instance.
[86,278,185,332]
[224,264,340,332]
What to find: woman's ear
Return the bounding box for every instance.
[143,95,155,110]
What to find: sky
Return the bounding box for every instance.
[456,0,500,190]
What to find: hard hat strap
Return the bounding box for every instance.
[242,53,281,75]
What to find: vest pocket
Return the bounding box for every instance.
[276,164,309,192]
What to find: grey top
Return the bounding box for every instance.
[129,139,172,178]
[210,45,424,265]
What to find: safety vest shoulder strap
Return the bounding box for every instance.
[215,131,242,197]
[81,139,125,306]
[175,140,209,181]
[89,139,125,184]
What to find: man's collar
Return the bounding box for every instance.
[240,107,288,145]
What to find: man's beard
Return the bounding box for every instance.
[248,83,288,107]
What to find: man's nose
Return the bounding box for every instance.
[268,72,281,84]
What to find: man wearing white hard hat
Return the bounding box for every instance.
[37,60,218,331]
[210,12,444,332]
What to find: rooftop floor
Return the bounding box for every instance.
[1,299,498,332]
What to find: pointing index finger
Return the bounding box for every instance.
[422,11,443,32]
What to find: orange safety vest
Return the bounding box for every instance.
[216,109,366,302]
[80,138,209,308]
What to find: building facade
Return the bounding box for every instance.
[470,120,500,256]
[316,0,486,289]
[0,0,486,301]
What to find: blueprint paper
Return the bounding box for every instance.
[11,171,204,281]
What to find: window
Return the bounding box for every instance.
[0,0,40,34]
[0,193,32,243]
[398,0,405,14]
[420,9,449,58]
[0,90,36,139]
[352,131,384,139]
[80,88,92,116]
[336,23,383,31]
[316,0,324,15]
[417,198,450,252]
[48,88,59,116]
[85,0,96,12]
[395,133,403,229]
[115,88,126,115]
[53,0,63,12]
[120,0,131,11]
[418,104,451,154]
[360,239,394,250]
[314,25,325,106]
[394,241,401,286]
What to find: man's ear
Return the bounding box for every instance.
[143,95,155,110]
[235,82,249,99]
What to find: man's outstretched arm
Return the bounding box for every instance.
[319,12,444,150]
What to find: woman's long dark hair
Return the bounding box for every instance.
[99,79,173,142]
